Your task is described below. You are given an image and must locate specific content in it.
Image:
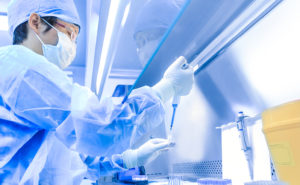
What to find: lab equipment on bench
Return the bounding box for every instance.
[221,112,274,184]
[168,175,182,185]
[244,180,288,185]
[197,178,232,185]
[262,100,300,185]
[236,112,253,180]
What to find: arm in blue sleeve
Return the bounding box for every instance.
[2,64,73,129]
[2,62,166,157]
[56,84,166,157]
[81,154,126,180]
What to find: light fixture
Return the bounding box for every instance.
[96,0,121,94]
[121,2,131,27]
[0,15,8,31]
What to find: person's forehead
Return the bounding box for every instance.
[56,18,80,33]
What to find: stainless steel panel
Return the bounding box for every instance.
[133,0,253,89]
[127,0,292,178]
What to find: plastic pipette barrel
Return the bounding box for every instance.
[170,96,180,131]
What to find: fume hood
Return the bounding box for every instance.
[86,0,300,184]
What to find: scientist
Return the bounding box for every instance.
[0,0,194,184]
[134,0,186,67]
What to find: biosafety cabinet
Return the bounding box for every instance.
[86,0,300,184]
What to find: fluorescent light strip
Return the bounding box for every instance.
[0,15,8,31]
[121,2,131,27]
[96,0,121,94]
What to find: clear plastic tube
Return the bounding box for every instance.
[244,181,288,185]
[197,178,232,185]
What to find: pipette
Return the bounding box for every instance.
[170,96,180,131]
[169,62,191,131]
[237,112,253,180]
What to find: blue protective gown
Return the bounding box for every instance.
[0,45,165,185]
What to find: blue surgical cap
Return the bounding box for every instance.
[8,0,81,37]
[134,0,186,34]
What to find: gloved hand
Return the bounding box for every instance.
[122,138,173,169]
[153,56,194,102]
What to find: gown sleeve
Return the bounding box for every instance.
[1,60,166,157]
[80,153,127,180]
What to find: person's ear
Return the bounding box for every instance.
[28,13,43,34]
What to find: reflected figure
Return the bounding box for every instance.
[134,0,186,66]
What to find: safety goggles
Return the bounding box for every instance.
[55,21,79,43]
[42,18,79,43]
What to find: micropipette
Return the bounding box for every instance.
[170,96,180,131]
[169,62,191,131]
[237,112,253,180]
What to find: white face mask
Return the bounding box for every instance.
[34,20,77,69]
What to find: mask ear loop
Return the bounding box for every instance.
[41,18,62,47]
[33,18,58,45]
[41,18,59,33]
[33,31,45,45]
